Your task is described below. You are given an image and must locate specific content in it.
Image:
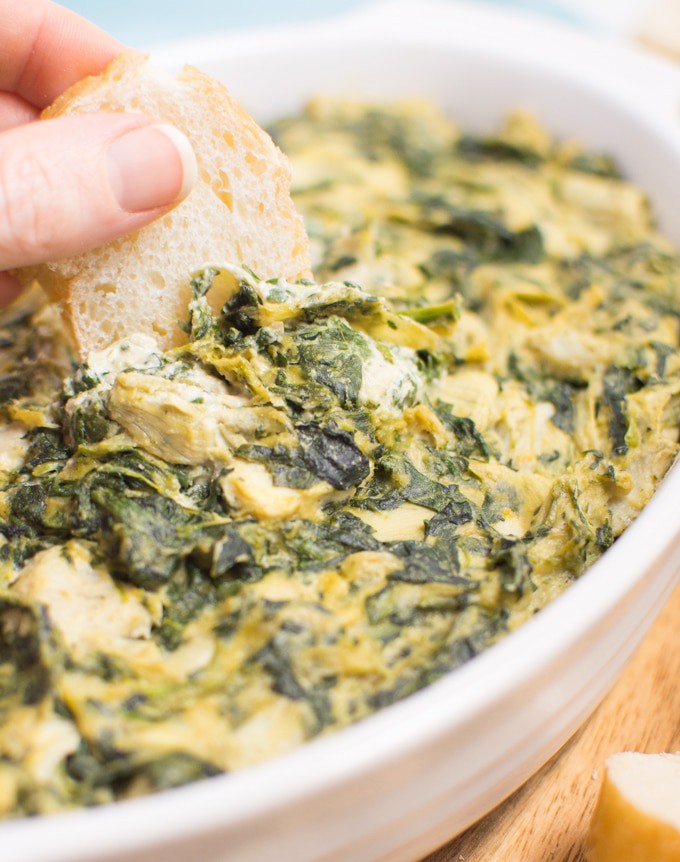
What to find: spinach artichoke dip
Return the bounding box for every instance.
[2,99,680,818]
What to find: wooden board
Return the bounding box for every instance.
[423,579,680,862]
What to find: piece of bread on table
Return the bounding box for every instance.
[14,50,311,355]
[588,751,680,862]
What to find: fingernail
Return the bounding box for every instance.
[107,123,198,213]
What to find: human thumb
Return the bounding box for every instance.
[0,112,197,271]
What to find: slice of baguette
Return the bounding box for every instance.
[588,751,680,862]
[14,50,311,354]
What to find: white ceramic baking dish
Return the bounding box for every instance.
[6,2,680,860]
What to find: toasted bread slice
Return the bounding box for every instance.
[15,50,311,354]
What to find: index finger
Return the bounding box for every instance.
[0,0,123,108]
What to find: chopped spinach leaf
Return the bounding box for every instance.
[0,598,56,710]
[456,135,542,167]
[435,403,491,459]
[22,428,72,471]
[491,537,535,596]
[568,152,620,178]
[601,366,633,456]
[415,197,544,263]
[296,422,369,490]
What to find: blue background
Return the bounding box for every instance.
[59,1,579,48]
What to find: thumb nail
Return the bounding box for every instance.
[107,123,198,213]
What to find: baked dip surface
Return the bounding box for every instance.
[1,101,679,816]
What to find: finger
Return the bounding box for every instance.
[0,92,39,131]
[0,272,22,306]
[0,0,122,107]
[0,112,197,270]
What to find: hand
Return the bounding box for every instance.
[0,0,197,304]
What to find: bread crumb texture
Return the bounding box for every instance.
[588,752,680,862]
[15,50,311,354]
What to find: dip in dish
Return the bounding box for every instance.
[1,99,679,819]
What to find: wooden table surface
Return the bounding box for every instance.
[421,579,680,862]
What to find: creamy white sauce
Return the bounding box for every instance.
[86,333,163,380]
[0,424,29,474]
[358,339,422,413]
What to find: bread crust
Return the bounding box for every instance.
[13,50,311,354]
